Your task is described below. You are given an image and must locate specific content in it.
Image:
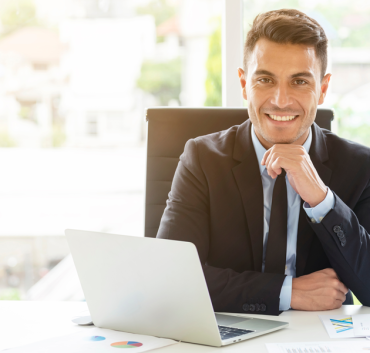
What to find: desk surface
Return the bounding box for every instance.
[1,301,369,352]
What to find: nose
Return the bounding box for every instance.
[270,83,293,108]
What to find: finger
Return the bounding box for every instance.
[319,270,348,295]
[264,144,307,157]
[322,268,338,278]
[263,150,279,178]
[261,148,272,166]
[270,144,308,154]
[265,157,279,178]
[271,153,314,178]
[264,149,311,180]
[321,292,344,310]
[264,149,278,174]
[324,288,346,303]
[263,144,306,167]
[270,156,297,176]
[265,152,290,178]
[336,290,347,303]
[266,152,307,172]
[333,279,348,295]
[263,146,286,168]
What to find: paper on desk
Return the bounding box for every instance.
[353,314,370,337]
[266,341,370,353]
[319,314,354,338]
[2,327,177,353]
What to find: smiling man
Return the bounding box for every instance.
[157,9,370,315]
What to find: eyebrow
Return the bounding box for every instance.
[290,71,314,79]
[253,70,275,77]
[253,70,315,79]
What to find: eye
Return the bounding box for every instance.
[258,78,272,83]
[294,79,307,85]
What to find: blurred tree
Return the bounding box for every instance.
[0,131,16,147]
[137,0,176,26]
[0,288,21,300]
[338,123,370,147]
[333,102,370,148]
[243,0,370,47]
[136,0,181,105]
[0,0,39,36]
[52,123,66,148]
[314,3,370,47]
[136,0,176,42]
[205,18,222,106]
[137,57,181,105]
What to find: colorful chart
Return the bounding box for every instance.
[86,335,106,341]
[111,341,143,349]
[330,317,353,333]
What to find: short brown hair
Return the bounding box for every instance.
[244,9,328,80]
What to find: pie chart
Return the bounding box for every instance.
[111,341,143,348]
[86,335,106,341]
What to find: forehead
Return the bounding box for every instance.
[248,38,320,77]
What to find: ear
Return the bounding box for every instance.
[238,68,248,101]
[318,73,331,105]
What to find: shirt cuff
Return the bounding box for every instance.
[303,188,335,223]
[279,275,292,311]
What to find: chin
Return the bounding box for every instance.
[261,131,298,145]
[268,137,296,145]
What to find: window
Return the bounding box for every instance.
[0,0,222,301]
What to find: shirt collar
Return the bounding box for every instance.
[251,123,312,175]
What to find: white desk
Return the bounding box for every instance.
[1,301,369,352]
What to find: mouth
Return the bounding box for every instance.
[265,113,299,122]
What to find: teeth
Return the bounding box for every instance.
[269,114,296,121]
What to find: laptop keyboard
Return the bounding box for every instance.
[218,325,254,340]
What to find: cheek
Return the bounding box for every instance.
[293,90,318,113]
[246,89,262,108]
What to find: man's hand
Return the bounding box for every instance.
[291,268,348,311]
[261,144,327,207]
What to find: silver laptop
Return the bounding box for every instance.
[65,229,288,347]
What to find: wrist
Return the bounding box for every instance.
[306,186,327,208]
[291,287,303,310]
[291,278,309,310]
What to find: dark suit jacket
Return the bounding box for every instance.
[156,119,370,315]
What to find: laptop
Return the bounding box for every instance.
[65,229,288,347]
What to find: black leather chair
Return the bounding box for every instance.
[144,107,334,238]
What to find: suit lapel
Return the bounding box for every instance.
[296,123,332,277]
[232,120,264,271]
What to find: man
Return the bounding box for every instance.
[157,9,370,316]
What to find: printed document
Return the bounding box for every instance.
[353,314,370,337]
[320,314,370,339]
[266,341,370,353]
[319,315,354,338]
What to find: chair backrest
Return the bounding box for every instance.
[145,107,334,238]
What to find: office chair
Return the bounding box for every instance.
[144,107,334,238]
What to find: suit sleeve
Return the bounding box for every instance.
[157,139,286,316]
[309,182,370,306]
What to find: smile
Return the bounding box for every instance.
[267,114,298,121]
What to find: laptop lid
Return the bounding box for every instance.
[65,229,222,346]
